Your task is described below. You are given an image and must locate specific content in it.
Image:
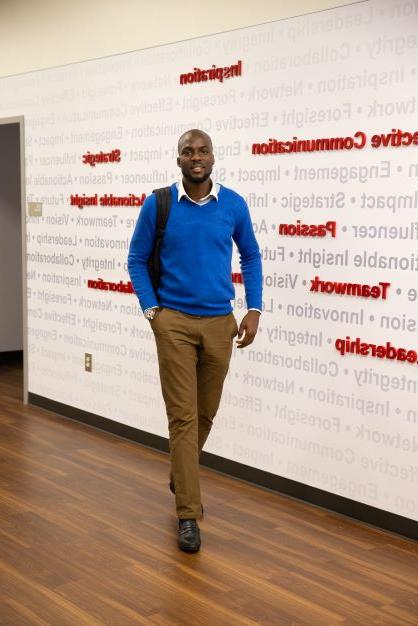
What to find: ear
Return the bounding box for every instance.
[176,156,180,167]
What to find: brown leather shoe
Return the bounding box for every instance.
[178,519,201,553]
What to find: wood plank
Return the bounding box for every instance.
[0,358,417,625]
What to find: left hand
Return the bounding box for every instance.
[236,310,261,349]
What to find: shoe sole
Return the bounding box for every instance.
[179,544,201,553]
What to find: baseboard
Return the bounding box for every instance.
[29,392,418,541]
[0,350,23,364]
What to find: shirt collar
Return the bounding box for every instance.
[177,179,219,205]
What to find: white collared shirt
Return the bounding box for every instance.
[177,179,220,206]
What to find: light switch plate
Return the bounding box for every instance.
[85,353,92,372]
[28,202,42,216]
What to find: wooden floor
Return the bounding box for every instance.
[0,355,417,626]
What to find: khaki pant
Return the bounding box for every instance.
[150,307,238,519]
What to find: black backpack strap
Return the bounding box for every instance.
[153,186,172,236]
[147,186,172,295]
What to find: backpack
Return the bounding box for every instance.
[147,186,172,295]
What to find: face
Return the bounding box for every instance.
[177,132,215,184]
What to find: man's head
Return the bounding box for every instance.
[177,129,214,184]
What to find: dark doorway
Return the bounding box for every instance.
[0,118,26,400]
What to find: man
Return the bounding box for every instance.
[127,129,262,553]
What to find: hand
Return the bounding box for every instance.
[236,310,260,349]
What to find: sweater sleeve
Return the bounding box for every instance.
[127,194,159,312]
[232,198,263,311]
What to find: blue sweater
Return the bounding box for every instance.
[127,183,262,316]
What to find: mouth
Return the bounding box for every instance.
[190,165,204,173]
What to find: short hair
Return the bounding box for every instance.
[177,129,213,154]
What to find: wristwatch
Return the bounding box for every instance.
[144,307,158,320]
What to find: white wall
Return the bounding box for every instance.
[2,0,417,525]
[0,0,348,77]
[1,0,417,522]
